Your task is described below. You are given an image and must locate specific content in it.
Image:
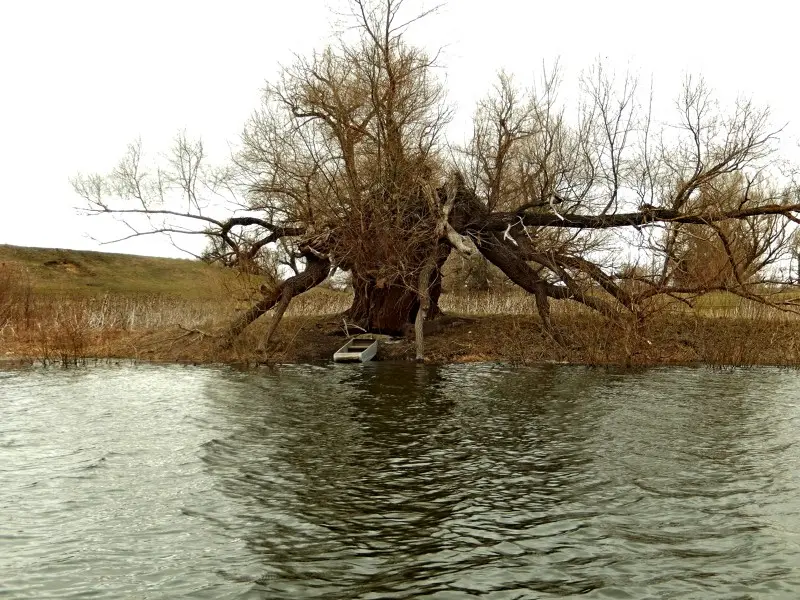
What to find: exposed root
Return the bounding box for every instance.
[177,324,217,339]
[341,320,367,337]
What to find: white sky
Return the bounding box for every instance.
[1,0,798,258]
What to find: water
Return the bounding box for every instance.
[2,363,800,599]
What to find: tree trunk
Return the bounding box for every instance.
[345,242,451,335]
[346,277,421,334]
[260,287,292,351]
[415,257,435,361]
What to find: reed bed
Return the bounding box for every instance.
[285,289,352,316]
[441,290,540,316]
[3,256,800,367]
[442,289,800,322]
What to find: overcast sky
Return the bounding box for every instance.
[1,0,798,258]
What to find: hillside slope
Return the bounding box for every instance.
[0,244,229,299]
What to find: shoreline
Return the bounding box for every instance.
[3,313,800,369]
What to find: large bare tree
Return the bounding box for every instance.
[73,0,800,352]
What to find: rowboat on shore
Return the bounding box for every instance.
[333,336,379,362]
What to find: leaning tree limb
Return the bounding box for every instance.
[481,203,800,231]
[450,177,618,323]
[513,243,637,314]
[474,231,619,319]
[223,251,331,344]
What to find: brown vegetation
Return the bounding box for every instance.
[1,0,784,375]
[69,0,800,363]
[2,252,799,368]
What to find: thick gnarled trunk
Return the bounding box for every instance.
[346,276,444,335]
[346,279,420,334]
[345,242,450,335]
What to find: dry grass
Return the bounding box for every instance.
[442,288,800,321]
[441,290,540,315]
[0,258,352,366]
[0,244,230,299]
[3,253,800,367]
[434,289,800,367]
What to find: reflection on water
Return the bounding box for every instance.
[2,364,800,598]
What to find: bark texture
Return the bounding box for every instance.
[224,253,331,343]
[345,242,451,335]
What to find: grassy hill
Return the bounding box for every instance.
[0,244,230,299]
[3,247,800,368]
[2,243,796,315]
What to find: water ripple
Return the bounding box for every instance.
[1,363,800,598]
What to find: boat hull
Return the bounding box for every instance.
[333,337,379,362]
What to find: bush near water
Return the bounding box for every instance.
[1,244,800,367]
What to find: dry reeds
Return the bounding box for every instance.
[0,284,352,366]
[2,279,800,367]
[0,263,33,333]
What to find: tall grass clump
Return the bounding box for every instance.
[0,263,33,333]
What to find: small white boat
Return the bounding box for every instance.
[333,336,379,362]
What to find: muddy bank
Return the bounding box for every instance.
[3,313,800,368]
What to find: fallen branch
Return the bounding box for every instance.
[177,324,217,339]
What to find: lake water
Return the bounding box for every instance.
[2,363,800,599]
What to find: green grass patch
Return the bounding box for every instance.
[0,244,231,299]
